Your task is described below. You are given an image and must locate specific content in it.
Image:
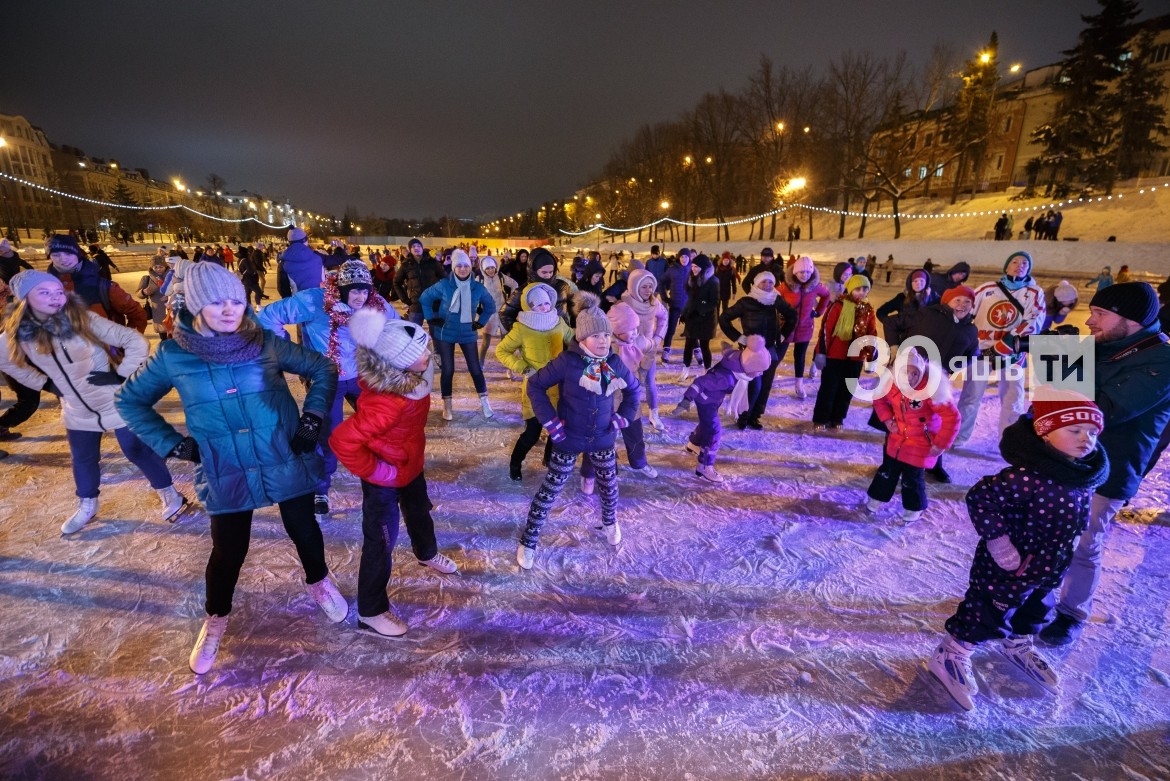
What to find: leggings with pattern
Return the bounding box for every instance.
[520,446,618,548]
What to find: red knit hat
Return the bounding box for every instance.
[941,285,976,306]
[1032,389,1104,436]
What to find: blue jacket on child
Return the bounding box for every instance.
[527,340,641,453]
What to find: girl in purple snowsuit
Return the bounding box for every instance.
[672,336,771,484]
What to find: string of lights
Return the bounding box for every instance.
[558,181,1170,236]
[0,171,292,230]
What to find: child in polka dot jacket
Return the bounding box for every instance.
[926,390,1109,711]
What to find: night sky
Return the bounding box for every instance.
[8,1,1151,220]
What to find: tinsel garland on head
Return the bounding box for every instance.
[323,276,388,369]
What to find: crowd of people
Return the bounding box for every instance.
[1,230,1169,713]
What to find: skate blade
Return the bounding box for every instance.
[923,660,975,711]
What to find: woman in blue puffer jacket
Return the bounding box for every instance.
[418,249,496,421]
[116,262,347,676]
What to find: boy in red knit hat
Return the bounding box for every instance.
[927,389,1109,711]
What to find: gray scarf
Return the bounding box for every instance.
[449,275,473,324]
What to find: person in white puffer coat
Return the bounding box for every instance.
[0,270,187,533]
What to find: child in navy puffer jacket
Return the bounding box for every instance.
[926,390,1109,712]
[516,292,641,570]
[672,335,771,484]
[865,348,960,521]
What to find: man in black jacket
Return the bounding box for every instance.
[394,238,446,325]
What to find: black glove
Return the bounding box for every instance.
[42,379,62,397]
[472,320,484,331]
[168,436,201,463]
[427,319,444,331]
[290,412,323,455]
[87,370,126,386]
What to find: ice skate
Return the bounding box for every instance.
[418,552,459,574]
[61,497,99,535]
[509,462,523,481]
[927,635,977,711]
[189,614,229,674]
[999,635,1060,694]
[479,393,493,419]
[358,610,409,638]
[684,440,701,455]
[677,365,691,384]
[604,522,622,545]
[902,509,923,522]
[306,572,349,623]
[627,463,658,478]
[647,409,665,431]
[865,497,883,514]
[441,397,454,421]
[695,464,723,483]
[581,476,595,495]
[157,485,189,523]
[516,544,534,570]
[794,378,807,399]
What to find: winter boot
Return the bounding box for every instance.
[627,463,658,478]
[509,461,523,481]
[62,497,100,535]
[358,610,409,638]
[581,476,595,495]
[442,397,454,421]
[604,522,622,545]
[418,552,459,574]
[647,409,665,431]
[1038,612,1085,647]
[479,393,493,419]
[189,614,229,674]
[927,634,978,711]
[999,635,1060,694]
[306,572,349,623]
[157,485,189,523]
[695,464,723,483]
[794,378,807,399]
[807,363,818,380]
[516,544,535,570]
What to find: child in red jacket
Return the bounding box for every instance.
[864,348,960,521]
[329,308,455,637]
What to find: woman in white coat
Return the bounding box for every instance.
[0,271,186,533]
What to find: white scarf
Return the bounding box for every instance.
[517,309,561,332]
[449,274,473,323]
[748,287,778,306]
[724,371,753,419]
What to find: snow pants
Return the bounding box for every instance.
[357,473,434,617]
[866,451,927,512]
[945,542,1061,644]
[688,402,721,466]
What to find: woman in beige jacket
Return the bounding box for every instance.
[0,270,186,533]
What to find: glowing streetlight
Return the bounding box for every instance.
[704,156,713,164]
[776,121,785,132]
[683,155,693,165]
[803,126,811,134]
[660,201,670,210]
[980,52,991,64]
[1010,63,1021,73]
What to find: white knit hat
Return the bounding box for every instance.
[349,308,430,369]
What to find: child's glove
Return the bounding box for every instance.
[290,412,323,454]
[87,370,125,386]
[986,535,1021,571]
[168,436,201,463]
[611,414,629,431]
[671,398,692,416]
[369,460,398,486]
[543,418,566,443]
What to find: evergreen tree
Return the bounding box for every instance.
[1030,0,1141,195]
[1104,28,1169,184]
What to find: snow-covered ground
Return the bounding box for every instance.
[1,284,1168,780]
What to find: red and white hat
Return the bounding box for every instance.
[1032,388,1104,436]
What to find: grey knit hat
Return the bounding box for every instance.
[349,308,430,370]
[573,291,611,341]
[9,269,60,301]
[184,261,247,313]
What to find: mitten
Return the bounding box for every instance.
[611,414,629,431]
[290,412,323,454]
[986,535,1021,572]
[87,370,126,386]
[168,436,201,463]
[543,417,566,443]
[369,460,398,486]
[427,319,444,331]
